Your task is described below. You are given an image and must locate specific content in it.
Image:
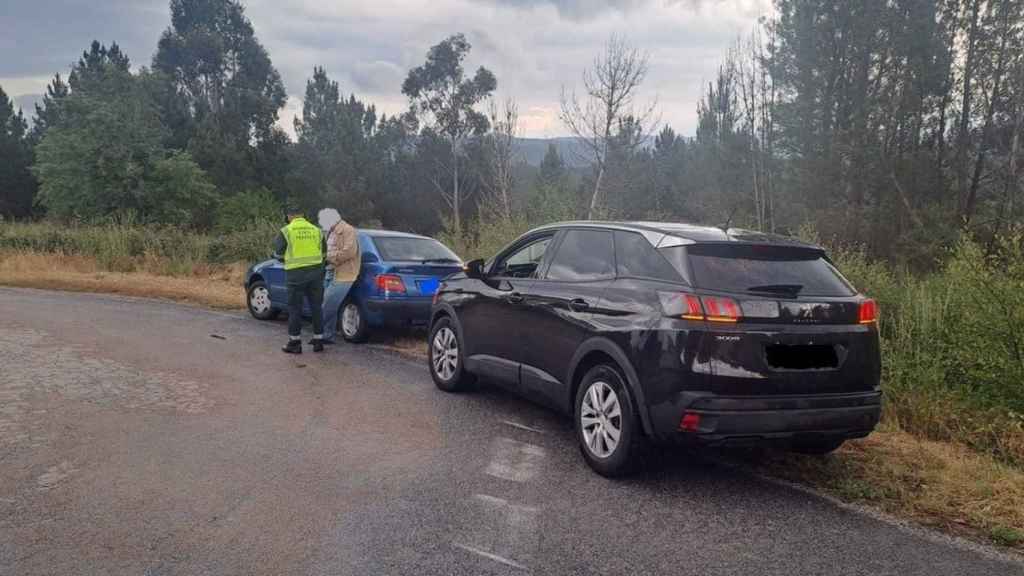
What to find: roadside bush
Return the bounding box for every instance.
[207,220,279,264]
[821,231,1024,464]
[439,215,534,261]
[440,193,582,262]
[0,219,280,273]
[214,188,283,233]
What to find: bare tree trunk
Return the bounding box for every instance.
[451,139,460,234]
[997,83,1023,236]
[891,167,926,229]
[956,0,982,217]
[964,3,1011,226]
[936,89,950,188]
[589,161,606,219]
[763,22,777,233]
[561,35,657,220]
[483,98,518,221]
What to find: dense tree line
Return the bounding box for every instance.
[1,0,1022,266]
[597,0,1024,265]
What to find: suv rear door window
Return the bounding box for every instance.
[661,244,854,297]
[615,231,684,283]
[545,229,615,282]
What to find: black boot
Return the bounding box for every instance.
[282,339,302,354]
[310,338,324,353]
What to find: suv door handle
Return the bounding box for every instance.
[507,292,524,304]
[568,298,590,312]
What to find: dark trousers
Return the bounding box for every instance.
[286,265,325,338]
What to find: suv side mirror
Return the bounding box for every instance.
[465,258,487,279]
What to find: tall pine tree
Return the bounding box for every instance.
[154,0,287,194]
[0,85,36,218]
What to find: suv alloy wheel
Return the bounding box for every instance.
[575,364,645,477]
[429,317,474,392]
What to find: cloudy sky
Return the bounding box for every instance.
[0,0,770,138]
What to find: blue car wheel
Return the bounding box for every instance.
[340,300,370,343]
[247,280,280,320]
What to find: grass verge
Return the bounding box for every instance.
[0,250,245,310]
[741,427,1024,551]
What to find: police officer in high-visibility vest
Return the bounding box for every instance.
[273,202,328,354]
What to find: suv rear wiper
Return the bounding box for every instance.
[746,284,804,295]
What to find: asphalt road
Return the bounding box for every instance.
[1,287,1021,576]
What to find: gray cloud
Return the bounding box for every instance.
[483,0,648,20]
[1,0,768,137]
[349,60,405,94]
[0,1,167,77]
[476,0,709,21]
[14,94,43,118]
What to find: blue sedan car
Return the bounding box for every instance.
[244,229,463,342]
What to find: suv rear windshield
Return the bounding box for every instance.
[659,244,855,297]
[373,237,460,263]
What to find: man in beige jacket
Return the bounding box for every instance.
[318,208,361,343]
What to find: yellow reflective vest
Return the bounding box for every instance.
[281,218,324,271]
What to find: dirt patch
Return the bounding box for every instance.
[0,250,244,310]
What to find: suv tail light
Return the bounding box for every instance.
[701,296,741,323]
[858,298,878,324]
[680,294,703,321]
[679,412,701,432]
[376,274,406,295]
[659,292,742,323]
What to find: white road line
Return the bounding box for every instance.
[453,542,527,571]
[458,494,539,570]
[484,437,546,482]
[502,420,545,434]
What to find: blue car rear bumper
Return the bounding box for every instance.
[364,297,433,327]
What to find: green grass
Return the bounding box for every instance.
[0,220,279,274]
[828,234,1024,465]
[990,526,1024,547]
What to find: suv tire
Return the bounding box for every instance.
[429,317,474,392]
[575,364,646,477]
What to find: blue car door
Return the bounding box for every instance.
[264,261,289,307]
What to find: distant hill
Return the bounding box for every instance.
[513,137,592,168]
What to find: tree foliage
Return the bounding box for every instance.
[7,0,1023,271]
[33,43,214,225]
[291,66,381,223]
[402,34,497,233]
[154,0,287,192]
[30,74,69,145]
[0,85,36,218]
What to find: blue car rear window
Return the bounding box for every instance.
[373,237,460,263]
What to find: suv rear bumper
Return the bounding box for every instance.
[650,390,882,445]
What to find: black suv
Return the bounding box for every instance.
[428,222,881,476]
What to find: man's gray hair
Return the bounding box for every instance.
[317,208,341,232]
